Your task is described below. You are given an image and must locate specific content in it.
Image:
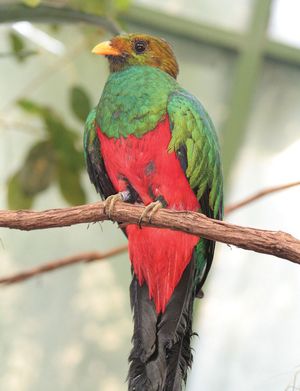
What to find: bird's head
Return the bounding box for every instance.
[92,33,179,79]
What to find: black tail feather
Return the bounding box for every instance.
[128,258,196,391]
[164,320,193,390]
[128,275,165,390]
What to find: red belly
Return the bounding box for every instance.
[97,116,200,312]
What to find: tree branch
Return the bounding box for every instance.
[0,181,299,286]
[225,181,300,214]
[0,3,122,35]
[0,245,127,285]
[0,201,299,263]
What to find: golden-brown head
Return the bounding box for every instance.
[92,33,179,79]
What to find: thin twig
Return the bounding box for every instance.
[0,201,299,263]
[225,181,300,214]
[0,245,127,285]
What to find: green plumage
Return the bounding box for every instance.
[97,66,176,138]
[84,108,97,157]
[167,90,223,218]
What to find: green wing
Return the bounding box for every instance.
[167,90,223,294]
[83,107,116,199]
[167,90,223,218]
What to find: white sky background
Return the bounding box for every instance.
[269,0,300,48]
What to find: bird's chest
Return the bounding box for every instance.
[97,115,199,211]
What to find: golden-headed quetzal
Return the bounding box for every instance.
[84,33,223,391]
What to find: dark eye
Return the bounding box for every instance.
[134,40,147,54]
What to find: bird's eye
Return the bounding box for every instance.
[134,40,147,54]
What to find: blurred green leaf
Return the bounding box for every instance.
[70,85,92,123]
[22,0,41,7]
[8,31,25,62]
[115,0,131,11]
[55,139,85,172]
[7,172,34,210]
[68,0,131,15]
[43,111,78,143]
[18,99,45,115]
[69,0,106,15]
[18,99,80,151]
[19,141,56,196]
[17,98,87,206]
[49,24,60,33]
[57,164,86,206]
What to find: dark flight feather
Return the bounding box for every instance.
[84,108,116,200]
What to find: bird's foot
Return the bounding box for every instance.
[104,190,131,218]
[139,200,163,226]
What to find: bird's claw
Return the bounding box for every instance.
[139,200,163,227]
[104,191,129,218]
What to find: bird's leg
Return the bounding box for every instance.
[104,190,131,218]
[139,196,167,226]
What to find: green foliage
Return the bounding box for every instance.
[57,166,86,206]
[22,0,41,7]
[18,141,56,196]
[115,0,131,11]
[7,31,38,62]
[18,99,47,114]
[68,0,130,15]
[70,0,106,15]
[70,85,92,123]
[8,32,25,62]
[22,0,132,16]
[7,97,89,209]
[7,173,34,210]
[7,141,56,209]
[9,32,24,54]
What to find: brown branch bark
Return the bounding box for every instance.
[0,245,127,285]
[1,181,299,286]
[225,181,300,214]
[0,201,299,263]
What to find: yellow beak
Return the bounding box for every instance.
[92,41,121,56]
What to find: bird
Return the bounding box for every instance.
[84,33,223,391]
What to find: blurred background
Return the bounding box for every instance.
[0,0,299,390]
